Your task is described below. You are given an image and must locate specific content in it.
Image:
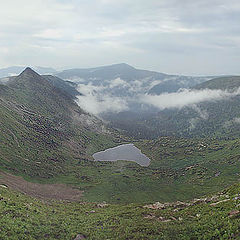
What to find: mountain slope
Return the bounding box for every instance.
[148,75,211,95]
[42,75,80,99]
[130,75,240,139]
[1,183,240,239]
[0,68,118,178]
[2,68,240,207]
[194,76,240,90]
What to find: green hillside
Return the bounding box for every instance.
[118,75,240,139]
[0,68,120,178]
[1,182,240,239]
[1,69,240,204]
[2,69,240,239]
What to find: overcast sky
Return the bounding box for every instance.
[1,0,240,75]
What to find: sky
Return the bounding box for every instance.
[1,0,240,75]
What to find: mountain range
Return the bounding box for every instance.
[2,66,240,239]
[0,63,212,99]
[54,63,240,139]
[56,63,213,114]
[1,66,240,197]
[1,63,238,140]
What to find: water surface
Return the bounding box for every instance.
[93,143,150,167]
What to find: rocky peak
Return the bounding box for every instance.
[19,67,41,78]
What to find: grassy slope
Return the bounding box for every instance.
[23,136,240,205]
[2,70,240,238]
[0,69,121,179]
[2,88,240,204]
[2,69,240,206]
[1,184,240,239]
[2,74,240,204]
[194,76,240,90]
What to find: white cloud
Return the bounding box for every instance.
[1,0,240,75]
[109,78,129,88]
[77,83,106,95]
[34,29,63,40]
[224,117,240,128]
[191,105,209,120]
[141,88,240,110]
[73,76,240,116]
[76,83,128,115]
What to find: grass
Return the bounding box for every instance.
[2,69,240,238]
[1,183,240,239]
[4,69,240,204]
[4,136,240,205]
[2,109,240,204]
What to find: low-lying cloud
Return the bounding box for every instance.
[75,83,128,115]
[224,117,240,128]
[75,80,240,116]
[142,88,240,110]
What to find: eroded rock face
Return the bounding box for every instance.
[96,202,109,208]
[143,194,231,212]
[210,199,230,206]
[74,234,87,240]
[143,202,165,209]
[229,210,240,218]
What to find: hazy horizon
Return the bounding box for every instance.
[1,0,240,75]
[0,63,235,78]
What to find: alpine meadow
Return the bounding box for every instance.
[1,1,240,240]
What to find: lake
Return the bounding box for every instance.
[93,143,150,167]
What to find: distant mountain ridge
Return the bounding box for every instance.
[193,76,240,90]
[56,63,212,93]
[1,64,236,140]
[0,64,215,96]
[57,63,167,82]
[54,63,214,117]
[122,75,240,139]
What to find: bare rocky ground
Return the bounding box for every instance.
[0,171,83,201]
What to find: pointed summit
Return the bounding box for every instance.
[9,66,50,89]
[115,63,134,69]
[19,67,41,77]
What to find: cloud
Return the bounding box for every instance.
[76,83,106,95]
[75,83,128,115]
[109,78,129,88]
[224,117,240,128]
[1,0,240,75]
[74,78,240,116]
[190,105,209,120]
[188,105,209,130]
[34,29,63,40]
[141,88,240,110]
